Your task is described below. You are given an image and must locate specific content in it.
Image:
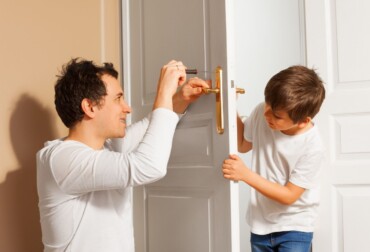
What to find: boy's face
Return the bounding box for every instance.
[263,103,303,135]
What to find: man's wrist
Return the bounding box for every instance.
[153,95,173,110]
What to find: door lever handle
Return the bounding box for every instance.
[202,88,220,94]
[202,66,224,134]
[236,87,245,94]
[204,87,245,94]
[202,67,246,135]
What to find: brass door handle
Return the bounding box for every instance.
[203,88,220,94]
[203,66,245,135]
[202,66,224,134]
[236,87,245,94]
[204,87,245,94]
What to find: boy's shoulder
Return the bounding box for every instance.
[304,124,325,152]
[284,124,325,153]
[249,102,265,120]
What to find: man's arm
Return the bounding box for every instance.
[112,76,209,152]
[51,109,180,194]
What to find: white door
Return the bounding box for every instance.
[122,0,240,251]
[305,0,370,251]
[233,1,306,250]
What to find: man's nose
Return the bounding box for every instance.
[122,101,132,114]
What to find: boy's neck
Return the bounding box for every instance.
[280,121,313,136]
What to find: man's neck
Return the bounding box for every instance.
[65,125,105,150]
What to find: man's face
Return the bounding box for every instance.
[95,74,131,138]
[263,103,299,135]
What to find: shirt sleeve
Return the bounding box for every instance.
[109,113,151,153]
[108,111,185,153]
[289,151,324,189]
[243,103,263,142]
[50,108,179,195]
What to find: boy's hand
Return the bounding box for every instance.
[222,154,249,182]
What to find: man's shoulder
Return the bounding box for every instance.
[37,139,94,161]
[37,139,63,156]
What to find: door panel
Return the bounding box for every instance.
[126,0,213,122]
[305,0,370,251]
[233,1,306,250]
[123,0,239,251]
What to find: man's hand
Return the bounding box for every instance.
[153,60,186,111]
[173,77,210,114]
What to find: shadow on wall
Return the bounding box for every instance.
[0,94,57,252]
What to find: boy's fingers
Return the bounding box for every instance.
[223,159,232,165]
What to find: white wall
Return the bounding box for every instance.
[233,1,305,250]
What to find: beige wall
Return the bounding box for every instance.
[0,0,121,251]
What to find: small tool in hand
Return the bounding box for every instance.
[185,69,198,74]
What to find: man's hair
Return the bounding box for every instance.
[264,65,325,123]
[54,58,118,128]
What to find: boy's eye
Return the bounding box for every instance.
[273,113,282,119]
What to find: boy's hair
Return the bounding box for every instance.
[264,65,325,123]
[54,58,118,128]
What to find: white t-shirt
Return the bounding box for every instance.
[37,108,179,252]
[243,102,325,235]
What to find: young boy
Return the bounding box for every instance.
[222,65,325,252]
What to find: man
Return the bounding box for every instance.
[37,58,208,251]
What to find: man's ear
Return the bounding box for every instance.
[81,98,96,118]
[297,117,312,129]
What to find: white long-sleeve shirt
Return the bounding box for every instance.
[37,108,179,252]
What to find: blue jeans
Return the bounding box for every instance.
[250,231,313,252]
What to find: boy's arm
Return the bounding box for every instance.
[237,115,252,153]
[223,154,305,205]
[242,170,305,205]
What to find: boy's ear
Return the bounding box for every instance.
[81,98,96,118]
[297,117,312,128]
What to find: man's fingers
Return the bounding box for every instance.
[188,77,210,88]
